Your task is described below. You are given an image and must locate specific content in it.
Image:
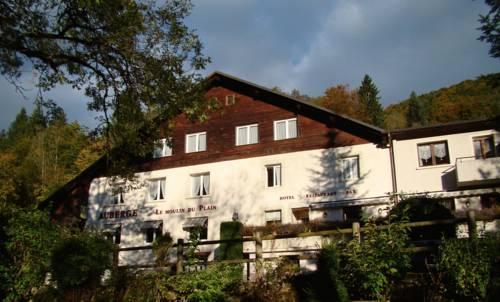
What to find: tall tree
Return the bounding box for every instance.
[406,91,422,127]
[358,74,385,128]
[316,84,369,122]
[0,0,210,159]
[478,0,500,59]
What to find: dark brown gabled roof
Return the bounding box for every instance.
[205,71,386,144]
[389,116,500,140]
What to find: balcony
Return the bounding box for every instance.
[456,156,500,187]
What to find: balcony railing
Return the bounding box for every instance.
[455,156,500,187]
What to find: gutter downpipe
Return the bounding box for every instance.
[388,132,399,203]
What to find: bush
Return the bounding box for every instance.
[218,221,243,260]
[241,258,300,302]
[390,197,455,241]
[0,204,62,302]
[338,217,411,300]
[50,232,113,291]
[433,235,500,301]
[297,244,349,302]
[152,232,173,266]
[159,263,242,301]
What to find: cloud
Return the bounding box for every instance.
[1,0,499,130]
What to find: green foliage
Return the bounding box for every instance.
[1,0,210,163]
[434,235,500,301]
[242,258,300,302]
[406,91,425,127]
[358,74,385,128]
[478,0,500,59]
[50,232,113,290]
[152,232,173,266]
[159,263,242,302]
[390,196,455,241]
[0,203,62,302]
[338,217,411,300]
[0,106,101,206]
[218,221,243,260]
[385,73,500,129]
[315,244,350,302]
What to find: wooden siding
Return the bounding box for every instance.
[137,86,370,172]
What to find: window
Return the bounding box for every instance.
[274,118,297,140]
[103,225,121,244]
[343,206,362,221]
[236,124,258,145]
[149,178,166,201]
[417,141,450,166]
[265,210,282,225]
[225,95,236,106]
[338,156,359,181]
[292,207,309,223]
[143,221,163,243]
[153,138,172,158]
[186,132,207,153]
[191,173,210,197]
[183,217,208,240]
[266,164,281,187]
[473,135,496,159]
[480,194,499,210]
[111,187,125,205]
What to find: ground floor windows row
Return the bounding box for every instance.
[102,217,209,245]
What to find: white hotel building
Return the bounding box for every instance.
[45,72,500,266]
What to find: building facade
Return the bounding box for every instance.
[45,72,500,267]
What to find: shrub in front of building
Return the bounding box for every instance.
[50,232,113,299]
[218,221,243,260]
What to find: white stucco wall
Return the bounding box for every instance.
[86,143,392,264]
[393,129,500,194]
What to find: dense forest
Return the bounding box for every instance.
[0,101,103,207]
[287,73,500,130]
[384,73,500,129]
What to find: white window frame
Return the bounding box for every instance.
[265,210,282,225]
[235,124,258,146]
[111,186,125,205]
[144,222,162,244]
[273,118,297,140]
[191,173,210,197]
[153,138,172,158]
[266,164,282,187]
[149,178,166,202]
[103,225,121,245]
[225,94,236,106]
[338,156,359,181]
[185,132,207,153]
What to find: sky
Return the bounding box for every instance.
[1,0,499,130]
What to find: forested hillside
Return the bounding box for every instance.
[0,101,103,206]
[384,73,500,129]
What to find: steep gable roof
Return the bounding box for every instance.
[205,71,386,144]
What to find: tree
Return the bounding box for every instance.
[316,84,370,122]
[478,0,500,59]
[0,204,62,302]
[0,0,210,159]
[358,74,385,128]
[406,91,422,127]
